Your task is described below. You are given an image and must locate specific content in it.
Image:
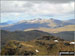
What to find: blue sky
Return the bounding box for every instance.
[1,0,74,23]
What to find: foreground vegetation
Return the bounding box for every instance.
[1,36,74,55]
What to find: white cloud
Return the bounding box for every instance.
[1,1,26,12]
[1,0,74,3]
[1,1,74,15]
[32,2,74,15]
[1,0,74,21]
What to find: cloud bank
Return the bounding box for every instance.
[0,0,75,22]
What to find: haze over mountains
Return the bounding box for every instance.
[0,18,75,31]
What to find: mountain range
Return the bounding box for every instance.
[0,19,75,31]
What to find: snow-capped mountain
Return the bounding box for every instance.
[0,18,75,31]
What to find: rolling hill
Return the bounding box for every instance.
[24,25,75,41]
[36,25,75,33]
[1,29,74,49]
[1,30,51,48]
[24,27,75,41]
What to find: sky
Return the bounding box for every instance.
[0,0,75,23]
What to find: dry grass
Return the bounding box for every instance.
[1,39,74,55]
[37,25,75,33]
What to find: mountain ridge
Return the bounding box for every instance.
[1,19,75,31]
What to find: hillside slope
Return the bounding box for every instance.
[37,25,75,33]
[1,30,51,47]
[1,36,74,55]
[23,25,75,41]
